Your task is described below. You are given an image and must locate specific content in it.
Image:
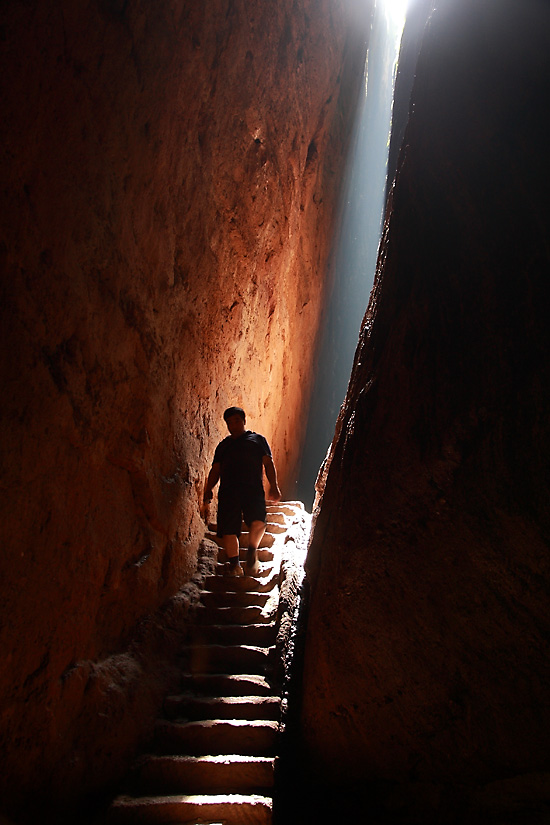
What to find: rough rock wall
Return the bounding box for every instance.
[301,0,550,819]
[0,0,370,818]
[387,0,434,191]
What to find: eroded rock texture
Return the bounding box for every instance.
[302,0,550,820]
[0,0,370,818]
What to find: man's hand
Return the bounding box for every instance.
[200,491,212,524]
[202,464,220,521]
[204,464,220,499]
[263,455,281,503]
[267,484,282,503]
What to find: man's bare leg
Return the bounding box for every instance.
[245,520,266,575]
[223,534,243,576]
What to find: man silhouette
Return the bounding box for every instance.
[203,406,281,576]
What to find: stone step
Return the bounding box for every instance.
[243,547,274,563]
[264,512,286,525]
[180,672,273,697]
[109,793,272,824]
[218,545,275,567]
[194,604,276,626]
[134,754,275,794]
[200,590,270,610]
[267,501,304,514]
[205,569,279,593]
[205,532,274,549]
[208,520,283,535]
[240,532,274,548]
[154,719,279,757]
[190,622,277,648]
[215,560,274,578]
[181,644,273,676]
[215,547,275,564]
[268,520,287,532]
[164,694,281,722]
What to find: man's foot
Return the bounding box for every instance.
[225,560,244,577]
[245,546,260,576]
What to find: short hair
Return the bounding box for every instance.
[223,406,246,422]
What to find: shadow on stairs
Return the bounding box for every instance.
[105,501,310,825]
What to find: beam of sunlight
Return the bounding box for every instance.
[296,0,407,509]
[383,0,408,28]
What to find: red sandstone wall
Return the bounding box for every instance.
[301,0,550,819]
[0,0,369,817]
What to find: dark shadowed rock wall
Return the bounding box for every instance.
[301,0,550,820]
[387,0,434,191]
[0,0,370,818]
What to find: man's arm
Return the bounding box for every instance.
[204,462,221,503]
[262,455,281,502]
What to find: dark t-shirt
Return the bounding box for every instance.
[213,431,271,491]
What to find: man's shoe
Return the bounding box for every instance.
[226,561,244,577]
[245,547,260,576]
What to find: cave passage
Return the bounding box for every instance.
[296,0,406,508]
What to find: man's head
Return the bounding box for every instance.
[223,406,246,438]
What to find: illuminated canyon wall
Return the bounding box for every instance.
[300,0,550,820]
[0,0,370,818]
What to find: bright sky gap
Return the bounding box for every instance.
[296,0,407,507]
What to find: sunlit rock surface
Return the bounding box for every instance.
[0,0,370,817]
[301,0,550,819]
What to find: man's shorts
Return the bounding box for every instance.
[217,486,267,537]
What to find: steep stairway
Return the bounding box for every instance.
[108,501,307,825]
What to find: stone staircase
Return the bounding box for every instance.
[108,501,308,825]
